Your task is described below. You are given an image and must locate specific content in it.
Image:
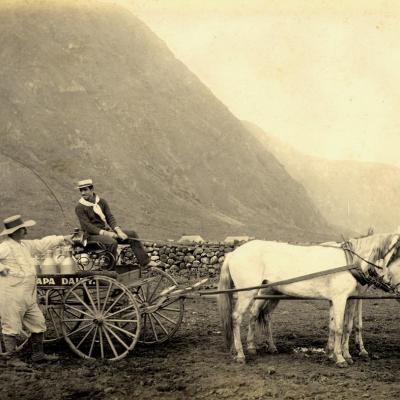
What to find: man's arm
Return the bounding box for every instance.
[100,199,117,230]
[0,243,11,275]
[22,235,66,256]
[75,204,102,235]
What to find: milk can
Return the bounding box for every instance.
[33,256,42,275]
[59,247,78,274]
[41,250,59,274]
[53,246,65,265]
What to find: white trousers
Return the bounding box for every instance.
[0,277,46,336]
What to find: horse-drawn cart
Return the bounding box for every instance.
[0,240,206,361]
[36,266,186,360]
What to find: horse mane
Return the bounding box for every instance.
[349,233,400,269]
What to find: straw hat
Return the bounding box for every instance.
[76,179,93,189]
[0,215,36,236]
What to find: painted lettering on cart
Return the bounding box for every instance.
[36,277,56,285]
[36,276,97,286]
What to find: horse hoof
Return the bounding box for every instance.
[234,356,246,364]
[345,357,354,365]
[336,361,348,368]
[268,346,278,354]
[359,350,369,359]
[248,348,257,356]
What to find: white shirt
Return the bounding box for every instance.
[0,236,64,278]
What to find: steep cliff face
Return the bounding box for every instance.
[243,121,400,235]
[0,0,335,241]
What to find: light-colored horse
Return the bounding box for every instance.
[218,233,400,367]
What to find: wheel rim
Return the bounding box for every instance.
[136,267,184,345]
[61,276,141,360]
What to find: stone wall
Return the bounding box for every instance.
[143,242,243,279]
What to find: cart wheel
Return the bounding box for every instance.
[135,267,184,345]
[0,324,29,354]
[38,289,82,343]
[61,276,141,360]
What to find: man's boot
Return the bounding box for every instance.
[2,334,29,368]
[31,332,59,363]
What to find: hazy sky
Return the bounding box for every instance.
[117,1,400,166]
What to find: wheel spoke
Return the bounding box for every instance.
[65,303,93,318]
[106,304,137,319]
[70,292,95,316]
[64,322,93,337]
[63,318,92,322]
[48,308,61,338]
[83,282,98,312]
[96,280,101,310]
[76,325,96,349]
[147,276,163,303]
[135,288,146,303]
[64,302,94,319]
[99,326,105,359]
[102,325,119,358]
[149,314,159,342]
[103,290,126,316]
[154,310,177,325]
[150,313,169,335]
[101,282,113,313]
[103,324,130,350]
[141,313,148,341]
[88,325,99,358]
[160,306,182,312]
[106,319,138,323]
[104,321,138,339]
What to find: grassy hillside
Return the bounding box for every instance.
[0,0,337,242]
[243,121,400,235]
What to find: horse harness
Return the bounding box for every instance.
[341,241,399,293]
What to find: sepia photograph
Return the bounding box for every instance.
[0,1,399,399]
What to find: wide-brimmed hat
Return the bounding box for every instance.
[76,179,93,190]
[0,215,36,236]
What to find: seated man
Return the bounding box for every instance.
[74,179,153,268]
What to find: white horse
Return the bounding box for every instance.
[218,233,400,367]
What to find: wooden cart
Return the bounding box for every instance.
[0,266,190,361]
[35,267,186,360]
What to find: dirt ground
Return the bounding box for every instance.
[0,292,399,400]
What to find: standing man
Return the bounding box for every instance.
[0,215,72,367]
[74,179,153,268]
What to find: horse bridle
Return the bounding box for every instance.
[342,239,400,292]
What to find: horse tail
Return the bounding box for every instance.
[218,253,234,351]
[257,297,279,331]
[257,300,269,329]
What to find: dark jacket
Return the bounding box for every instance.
[75,197,118,235]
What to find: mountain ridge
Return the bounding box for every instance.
[243,120,400,235]
[0,0,337,242]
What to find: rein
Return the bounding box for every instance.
[200,263,358,295]
[341,243,383,270]
[342,241,395,293]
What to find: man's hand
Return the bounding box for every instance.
[0,267,10,277]
[115,227,128,241]
[102,230,118,239]
[63,235,74,244]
